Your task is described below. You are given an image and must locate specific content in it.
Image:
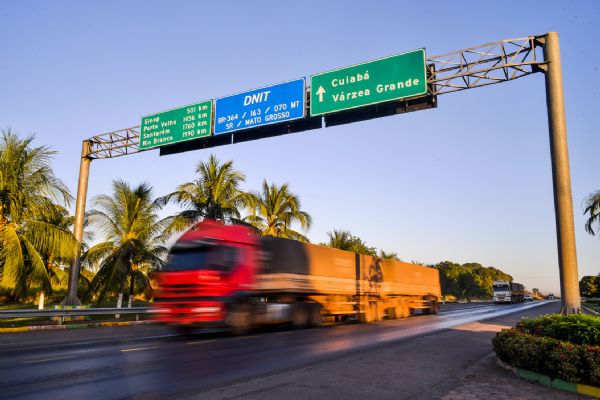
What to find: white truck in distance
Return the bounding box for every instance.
[492,280,525,304]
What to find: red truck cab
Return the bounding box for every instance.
[153,219,257,326]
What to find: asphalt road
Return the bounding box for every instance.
[0,301,560,399]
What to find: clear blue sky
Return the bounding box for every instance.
[1,0,598,294]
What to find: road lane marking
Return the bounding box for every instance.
[236,335,257,339]
[120,346,157,352]
[23,355,75,364]
[187,339,217,345]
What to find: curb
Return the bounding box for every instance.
[0,320,155,333]
[583,306,600,316]
[496,356,600,398]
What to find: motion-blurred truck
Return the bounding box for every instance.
[153,220,441,333]
[492,280,525,304]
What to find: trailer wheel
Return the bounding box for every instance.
[226,304,253,335]
[291,303,309,329]
[429,300,440,315]
[398,302,411,318]
[367,302,381,323]
[308,303,322,327]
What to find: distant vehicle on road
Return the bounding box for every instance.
[153,219,442,333]
[492,280,525,304]
[546,294,555,300]
[524,295,533,301]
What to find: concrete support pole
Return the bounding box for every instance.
[541,32,581,314]
[63,140,92,306]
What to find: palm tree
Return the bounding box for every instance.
[0,129,76,300]
[158,154,248,225]
[324,229,376,256]
[36,204,76,288]
[584,190,600,236]
[378,250,400,260]
[85,180,183,304]
[325,229,356,251]
[245,180,312,242]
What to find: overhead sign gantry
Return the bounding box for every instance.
[66,33,581,315]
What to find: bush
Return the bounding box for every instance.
[516,314,600,346]
[493,327,600,385]
[584,346,600,386]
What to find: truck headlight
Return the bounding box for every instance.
[191,307,220,314]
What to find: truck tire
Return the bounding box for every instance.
[367,302,380,323]
[360,304,373,323]
[423,297,439,315]
[308,303,322,327]
[398,302,410,318]
[429,300,439,314]
[291,303,309,329]
[226,304,253,335]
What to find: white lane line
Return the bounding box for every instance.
[120,346,157,352]
[23,355,75,364]
[187,339,217,345]
[236,335,257,340]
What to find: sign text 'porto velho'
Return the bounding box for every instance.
[140,100,213,150]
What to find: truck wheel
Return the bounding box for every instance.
[291,303,309,329]
[361,306,374,323]
[399,302,411,318]
[429,300,440,314]
[365,302,379,323]
[308,303,322,327]
[226,304,253,335]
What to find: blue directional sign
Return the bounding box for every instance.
[214,78,305,135]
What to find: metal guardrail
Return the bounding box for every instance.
[0,307,153,319]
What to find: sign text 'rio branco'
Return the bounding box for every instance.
[140,100,212,150]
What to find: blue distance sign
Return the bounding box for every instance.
[214,78,305,135]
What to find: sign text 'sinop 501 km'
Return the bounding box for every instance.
[310,49,427,116]
[140,100,213,150]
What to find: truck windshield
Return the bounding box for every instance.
[164,245,238,272]
[493,284,510,291]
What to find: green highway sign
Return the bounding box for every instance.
[140,100,213,150]
[310,49,427,116]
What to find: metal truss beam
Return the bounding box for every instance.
[86,126,141,159]
[427,36,543,95]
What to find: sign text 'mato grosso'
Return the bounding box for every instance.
[310,49,427,116]
[214,79,305,135]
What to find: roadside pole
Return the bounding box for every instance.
[63,140,92,306]
[541,32,581,314]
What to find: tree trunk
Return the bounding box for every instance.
[129,272,135,307]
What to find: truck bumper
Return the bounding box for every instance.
[493,297,511,303]
[153,301,225,325]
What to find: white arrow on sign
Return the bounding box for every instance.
[316,86,326,102]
